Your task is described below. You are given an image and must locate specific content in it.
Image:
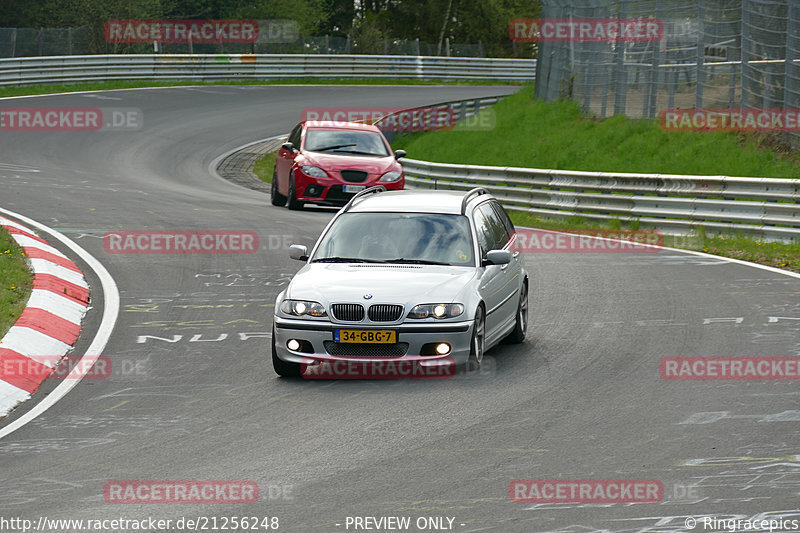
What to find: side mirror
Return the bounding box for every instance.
[394,149,407,160]
[281,142,294,152]
[289,244,308,261]
[484,249,512,266]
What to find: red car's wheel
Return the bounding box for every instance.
[287,177,304,210]
[271,165,287,207]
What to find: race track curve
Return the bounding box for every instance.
[1,84,799,533]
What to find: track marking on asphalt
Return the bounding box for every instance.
[101,400,130,412]
[0,85,262,101]
[79,93,122,100]
[0,163,39,172]
[0,207,120,440]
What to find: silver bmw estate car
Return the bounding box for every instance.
[271,186,528,377]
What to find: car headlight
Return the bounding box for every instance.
[300,166,328,178]
[379,170,402,182]
[280,299,328,317]
[407,303,465,319]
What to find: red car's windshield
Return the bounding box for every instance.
[304,129,389,157]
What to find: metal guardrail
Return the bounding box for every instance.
[0,54,536,86]
[401,158,800,241]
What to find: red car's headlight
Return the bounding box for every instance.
[379,170,403,182]
[300,165,328,178]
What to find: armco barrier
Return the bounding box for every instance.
[0,54,536,86]
[400,158,800,241]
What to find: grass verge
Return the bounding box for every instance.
[0,78,522,99]
[253,151,277,184]
[393,85,800,177]
[0,227,34,338]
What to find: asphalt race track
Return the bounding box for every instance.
[1,84,800,533]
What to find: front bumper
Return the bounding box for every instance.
[296,180,404,206]
[273,316,473,367]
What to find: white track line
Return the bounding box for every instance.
[517,225,800,280]
[0,84,464,102]
[0,207,120,440]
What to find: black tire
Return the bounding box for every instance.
[272,326,302,377]
[270,166,287,206]
[466,305,485,372]
[287,177,304,210]
[503,281,528,344]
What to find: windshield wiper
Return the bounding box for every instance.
[313,143,357,152]
[330,149,385,156]
[313,256,382,263]
[381,258,451,265]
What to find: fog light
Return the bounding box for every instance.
[435,343,451,355]
[287,339,301,351]
[305,185,323,197]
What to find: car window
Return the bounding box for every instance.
[472,208,494,258]
[288,124,302,148]
[478,202,510,250]
[490,201,515,237]
[303,129,389,157]
[313,212,474,266]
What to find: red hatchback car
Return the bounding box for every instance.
[271,121,406,210]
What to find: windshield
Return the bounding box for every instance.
[304,129,390,156]
[312,212,474,266]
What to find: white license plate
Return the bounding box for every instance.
[343,185,366,193]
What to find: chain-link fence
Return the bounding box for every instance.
[0,28,91,57]
[0,27,487,58]
[535,0,799,139]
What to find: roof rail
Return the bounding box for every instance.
[460,187,489,215]
[343,185,387,212]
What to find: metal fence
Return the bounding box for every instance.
[535,0,800,135]
[0,27,489,59]
[0,54,536,86]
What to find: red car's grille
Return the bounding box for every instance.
[340,170,369,183]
